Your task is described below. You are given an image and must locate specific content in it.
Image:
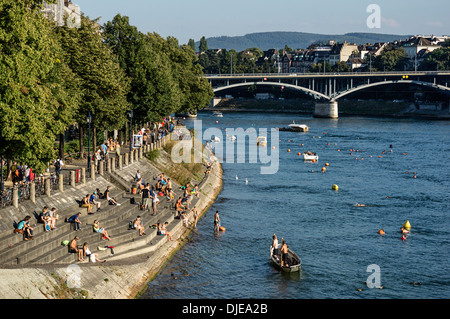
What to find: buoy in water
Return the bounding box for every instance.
[403,220,411,231]
[321,167,326,172]
[332,184,339,190]
[219,226,226,232]
[378,229,385,235]
[325,163,329,166]
[287,149,291,152]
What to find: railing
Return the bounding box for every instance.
[204,70,450,78]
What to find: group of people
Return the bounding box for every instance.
[68,236,105,263]
[272,234,289,267]
[8,161,37,185]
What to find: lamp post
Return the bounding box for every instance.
[1,157,4,192]
[87,112,92,173]
[129,110,134,155]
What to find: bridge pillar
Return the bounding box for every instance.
[314,101,338,119]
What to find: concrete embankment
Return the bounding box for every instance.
[0,139,223,299]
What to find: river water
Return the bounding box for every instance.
[140,111,450,299]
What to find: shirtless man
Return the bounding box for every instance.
[214,210,220,232]
[280,239,288,267]
[166,178,173,201]
[69,236,84,261]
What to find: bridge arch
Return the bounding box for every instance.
[213,81,330,101]
[333,80,450,101]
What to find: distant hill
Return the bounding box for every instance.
[197,31,412,51]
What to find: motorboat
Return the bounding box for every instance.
[288,121,309,132]
[257,136,267,146]
[302,152,318,161]
[212,111,223,117]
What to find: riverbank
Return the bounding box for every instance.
[209,98,450,119]
[0,136,223,299]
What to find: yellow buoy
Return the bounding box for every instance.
[403,220,411,231]
[325,163,329,166]
[332,184,339,190]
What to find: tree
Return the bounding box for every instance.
[188,39,196,52]
[332,61,351,72]
[373,45,409,71]
[419,40,450,71]
[56,15,130,155]
[199,36,208,53]
[0,0,78,173]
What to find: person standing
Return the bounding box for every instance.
[214,210,220,232]
[141,183,150,211]
[54,158,63,176]
[272,234,279,260]
[280,238,288,267]
[191,206,199,229]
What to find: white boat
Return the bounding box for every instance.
[302,152,318,161]
[212,111,223,117]
[288,121,309,132]
[257,136,267,146]
[211,136,220,143]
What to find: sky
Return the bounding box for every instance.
[73,0,449,44]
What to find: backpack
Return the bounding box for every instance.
[54,160,61,170]
[130,197,135,205]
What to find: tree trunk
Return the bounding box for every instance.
[79,126,84,159]
[93,126,97,154]
[59,133,65,159]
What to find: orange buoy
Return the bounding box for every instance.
[219,226,226,232]
[325,163,329,166]
[378,229,385,235]
[297,152,301,156]
[287,149,291,152]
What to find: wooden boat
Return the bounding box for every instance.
[269,246,301,273]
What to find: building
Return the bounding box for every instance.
[328,41,359,66]
[42,0,81,28]
[401,36,444,59]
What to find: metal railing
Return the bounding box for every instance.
[204,70,450,78]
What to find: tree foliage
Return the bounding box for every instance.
[0,0,78,172]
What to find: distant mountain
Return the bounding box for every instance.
[197,31,412,51]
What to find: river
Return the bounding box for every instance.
[139,111,450,299]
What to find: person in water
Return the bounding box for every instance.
[214,210,220,232]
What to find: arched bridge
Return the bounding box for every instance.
[205,71,450,118]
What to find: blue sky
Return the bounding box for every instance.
[74,0,449,44]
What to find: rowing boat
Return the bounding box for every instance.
[269,246,301,273]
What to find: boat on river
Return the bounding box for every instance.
[212,111,223,117]
[288,122,309,132]
[302,152,318,161]
[257,136,267,146]
[269,246,302,273]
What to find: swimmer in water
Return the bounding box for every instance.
[400,227,409,234]
[353,203,366,207]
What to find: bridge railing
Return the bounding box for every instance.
[204,70,450,78]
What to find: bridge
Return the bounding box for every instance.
[205,71,450,118]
